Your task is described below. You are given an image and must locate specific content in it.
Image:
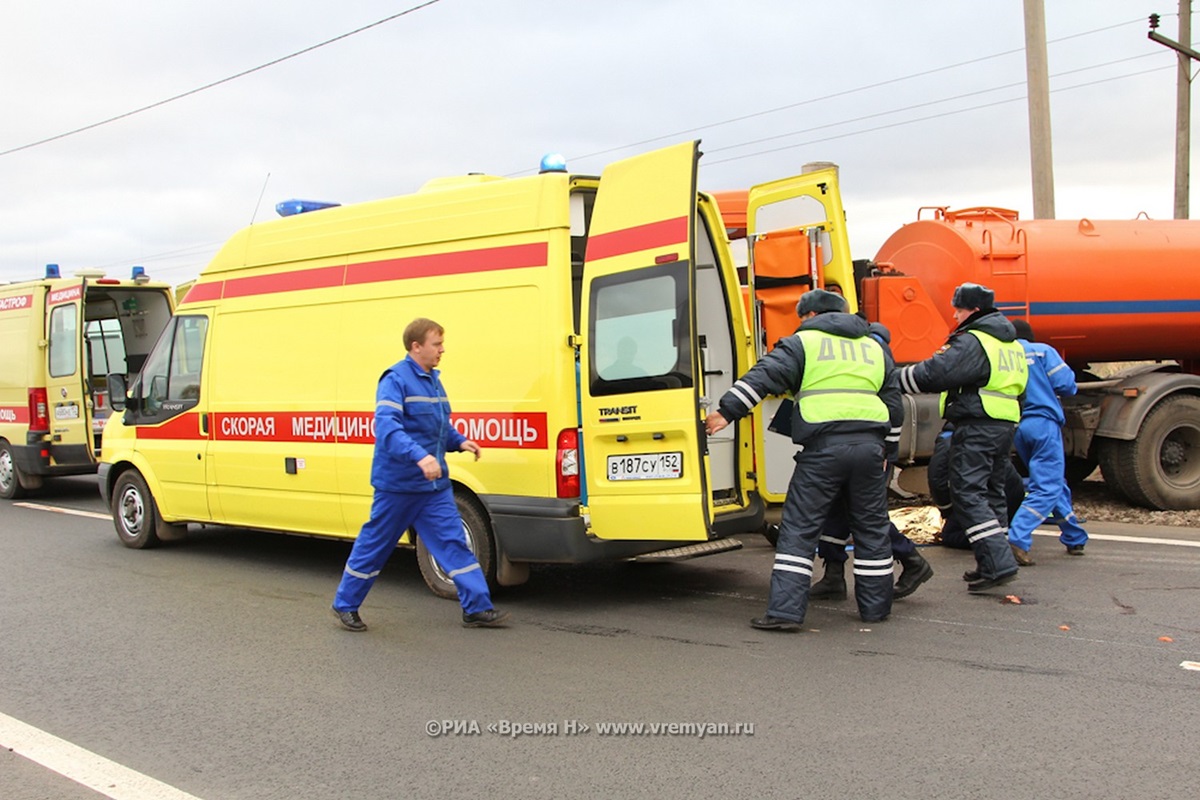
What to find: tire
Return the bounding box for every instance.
[415,491,496,600]
[1108,396,1200,510]
[111,470,163,549]
[0,440,28,500]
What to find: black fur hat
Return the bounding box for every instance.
[796,288,847,316]
[951,282,995,310]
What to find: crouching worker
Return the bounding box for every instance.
[332,318,509,632]
[705,289,900,631]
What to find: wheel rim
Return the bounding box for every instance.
[118,484,145,536]
[0,449,15,494]
[1159,424,1200,487]
[429,518,477,585]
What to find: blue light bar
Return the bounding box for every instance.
[539,153,567,173]
[131,265,148,282]
[44,263,60,278]
[276,199,341,217]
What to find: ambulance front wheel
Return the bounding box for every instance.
[0,440,29,500]
[416,491,497,600]
[112,470,163,549]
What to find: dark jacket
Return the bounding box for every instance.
[369,355,467,493]
[716,311,902,446]
[898,308,1018,424]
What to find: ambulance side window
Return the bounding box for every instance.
[48,304,78,377]
[134,315,208,422]
[589,262,692,396]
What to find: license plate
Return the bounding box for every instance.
[607,451,683,481]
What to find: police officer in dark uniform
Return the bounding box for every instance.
[809,321,933,601]
[899,283,1027,592]
[705,289,900,630]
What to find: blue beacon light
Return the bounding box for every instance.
[539,153,567,173]
[276,199,341,217]
[44,263,61,278]
[131,265,149,283]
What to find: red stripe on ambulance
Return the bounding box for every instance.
[585,216,687,261]
[134,411,548,449]
[179,242,549,304]
[48,285,83,305]
[0,405,31,424]
[0,294,33,313]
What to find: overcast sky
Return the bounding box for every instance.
[0,0,1188,286]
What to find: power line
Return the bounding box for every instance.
[0,0,442,159]
[705,50,1168,158]
[535,14,1164,174]
[701,64,1173,168]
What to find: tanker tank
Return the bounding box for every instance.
[872,206,1200,369]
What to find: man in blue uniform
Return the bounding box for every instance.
[706,289,900,630]
[899,283,1026,593]
[1007,319,1088,563]
[331,318,509,631]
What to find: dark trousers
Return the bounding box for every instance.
[949,422,1020,578]
[770,438,894,623]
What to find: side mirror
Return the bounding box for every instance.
[107,373,127,412]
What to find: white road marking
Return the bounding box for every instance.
[1033,530,1200,548]
[13,502,110,520]
[1181,661,1200,672]
[0,711,204,800]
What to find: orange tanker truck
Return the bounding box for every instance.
[864,205,1200,511]
[712,187,1200,510]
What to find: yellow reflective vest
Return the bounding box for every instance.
[795,330,888,424]
[939,330,1027,422]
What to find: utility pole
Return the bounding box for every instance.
[1148,3,1195,219]
[1024,0,1055,218]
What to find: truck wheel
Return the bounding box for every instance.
[111,470,162,549]
[415,492,496,600]
[1110,396,1200,510]
[0,441,28,500]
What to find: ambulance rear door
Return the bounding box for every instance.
[43,280,92,467]
[580,141,711,541]
[746,167,855,502]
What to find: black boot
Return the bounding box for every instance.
[893,550,934,599]
[809,559,847,600]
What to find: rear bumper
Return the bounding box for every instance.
[484,491,764,564]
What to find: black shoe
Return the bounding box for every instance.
[894,551,934,599]
[809,576,848,600]
[332,608,368,632]
[750,615,801,632]
[966,571,1018,593]
[810,559,847,599]
[861,614,889,623]
[1066,544,1086,556]
[962,569,981,582]
[462,608,511,628]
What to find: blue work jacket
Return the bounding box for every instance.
[369,355,467,493]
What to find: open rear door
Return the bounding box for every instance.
[747,167,855,501]
[580,141,711,541]
[43,280,94,467]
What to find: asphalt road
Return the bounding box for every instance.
[2,476,1198,800]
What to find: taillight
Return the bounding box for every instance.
[556,428,580,499]
[28,387,49,432]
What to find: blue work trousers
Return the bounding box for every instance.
[1009,416,1089,550]
[333,486,492,615]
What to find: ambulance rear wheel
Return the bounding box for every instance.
[415,492,496,600]
[112,470,162,549]
[0,441,29,500]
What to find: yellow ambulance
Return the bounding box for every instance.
[99,141,849,596]
[0,265,174,499]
